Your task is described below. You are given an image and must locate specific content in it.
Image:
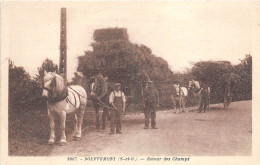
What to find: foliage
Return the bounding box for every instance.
[75,28,252,109]
[9,59,59,113]
[191,61,233,84]
[68,72,88,90]
[9,61,39,111]
[190,55,252,103]
[35,58,58,84]
[233,54,252,100]
[77,28,175,108]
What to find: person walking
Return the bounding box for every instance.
[143,80,159,129]
[199,83,209,113]
[109,83,126,134]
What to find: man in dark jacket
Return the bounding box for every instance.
[143,80,159,129]
[199,83,209,113]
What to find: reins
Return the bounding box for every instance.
[92,97,117,111]
[68,86,116,110]
[43,87,52,93]
[68,86,87,99]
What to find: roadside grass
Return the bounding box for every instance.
[9,108,54,156]
[7,100,225,156]
[8,105,96,156]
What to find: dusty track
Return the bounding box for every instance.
[50,100,251,156]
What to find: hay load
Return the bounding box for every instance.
[77,27,174,107]
[93,28,129,42]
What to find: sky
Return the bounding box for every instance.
[2,1,260,81]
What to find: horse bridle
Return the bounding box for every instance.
[172,85,181,96]
[43,86,52,93]
[90,81,98,95]
[42,76,55,93]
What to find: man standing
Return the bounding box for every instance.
[89,74,110,130]
[143,80,159,129]
[109,83,126,134]
[199,83,209,113]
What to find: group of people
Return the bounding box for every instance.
[91,80,159,135]
[92,78,210,135]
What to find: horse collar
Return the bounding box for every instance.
[48,87,68,104]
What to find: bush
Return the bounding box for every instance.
[9,61,43,112]
[9,58,59,113]
[190,55,252,104]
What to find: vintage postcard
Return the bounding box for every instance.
[1,1,260,165]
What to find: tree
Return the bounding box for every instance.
[9,59,59,113]
[191,57,252,103]
[233,54,252,100]
[69,72,87,88]
[191,61,233,84]
[77,28,175,108]
[36,58,58,84]
[191,61,234,103]
[9,61,38,112]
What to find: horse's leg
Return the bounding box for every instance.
[48,110,55,145]
[183,98,186,112]
[224,96,227,109]
[94,103,100,129]
[207,95,210,110]
[197,95,201,110]
[203,100,207,113]
[59,111,67,144]
[179,98,182,112]
[171,95,176,112]
[177,98,181,113]
[72,113,78,137]
[101,107,108,130]
[75,107,84,140]
[174,98,178,113]
[180,97,184,112]
[198,98,203,113]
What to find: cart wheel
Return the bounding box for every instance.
[224,96,232,108]
[226,96,232,107]
[224,99,227,109]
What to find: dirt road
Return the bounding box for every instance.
[50,100,251,156]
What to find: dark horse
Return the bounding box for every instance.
[89,73,113,130]
[188,80,202,110]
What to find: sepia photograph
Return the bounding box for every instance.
[1,1,260,165]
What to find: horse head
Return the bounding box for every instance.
[42,70,66,98]
[188,80,201,91]
[172,84,180,96]
[90,73,108,99]
[188,81,192,89]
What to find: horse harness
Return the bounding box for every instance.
[67,87,88,108]
[172,86,184,98]
[46,86,85,108]
[47,88,68,104]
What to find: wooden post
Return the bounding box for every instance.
[59,8,67,81]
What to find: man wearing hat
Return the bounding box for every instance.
[109,83,126,134]
[143,80,159,129]
[199,82,209,113]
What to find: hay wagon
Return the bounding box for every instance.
[221,73,240,108]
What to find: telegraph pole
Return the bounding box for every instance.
[59,8,67,81]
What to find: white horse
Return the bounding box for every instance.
[188,80,210,110]
[42,71,87,145]
[170,84,188,113]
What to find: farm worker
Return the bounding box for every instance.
[109,83,126,134]
[199,83,209,113]
[143,80,159,129]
